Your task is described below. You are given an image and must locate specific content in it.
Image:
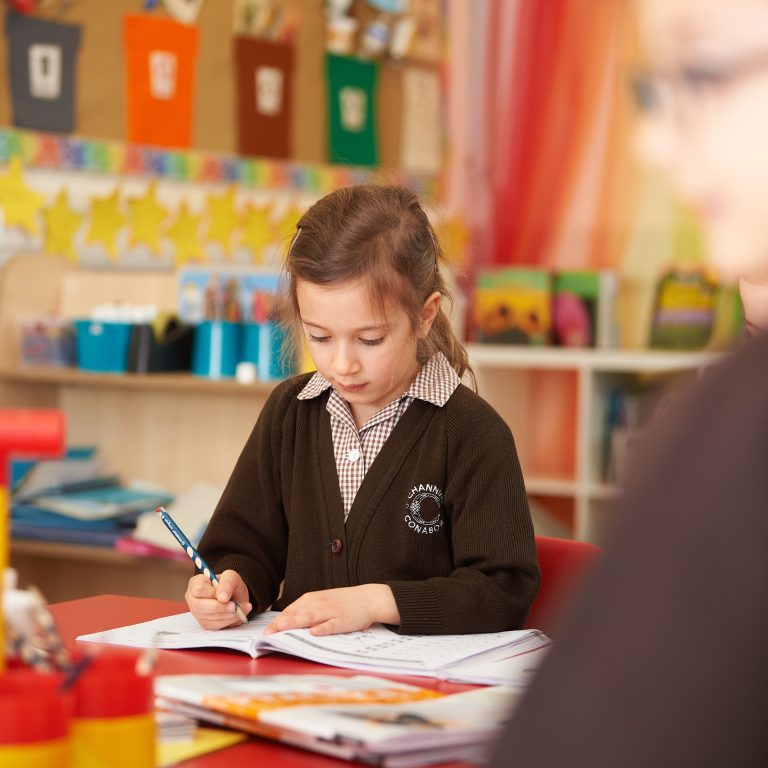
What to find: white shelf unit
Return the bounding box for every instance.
[467,344,719,543]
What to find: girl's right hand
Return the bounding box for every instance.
[185,569,252,629]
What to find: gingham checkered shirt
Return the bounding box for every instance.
[297,353,461,521]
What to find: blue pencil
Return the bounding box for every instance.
[155,506,249,624]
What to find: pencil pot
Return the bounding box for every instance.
[70,654,155,768]
[240,321,295,381]
[75,320,132,374]
[191,320,241,379]
[0,669,70,767]
[127,319,194,373]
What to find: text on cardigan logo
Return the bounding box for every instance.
[405,483,444,534]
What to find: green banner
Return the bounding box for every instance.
[325,54,378,167]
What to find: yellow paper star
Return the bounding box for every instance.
[272,202,305,247]
[205,187,239,255]
[86,188,126,260]
[0,157,45,235]
[166,202,204,267]
[128,182,168,254]
[239,203,273,264]
[42,189,84,263]
[435,216,470,265]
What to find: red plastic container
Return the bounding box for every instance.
[0,669,70,766]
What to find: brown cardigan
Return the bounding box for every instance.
[198,373,540,635]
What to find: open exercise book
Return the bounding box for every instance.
[77,610,551,685]
[155,673,522,768]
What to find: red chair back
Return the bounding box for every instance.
[524,535,601,635]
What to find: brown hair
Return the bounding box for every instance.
[282,184,474,388]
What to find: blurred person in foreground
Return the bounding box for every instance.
[490,1,768,766]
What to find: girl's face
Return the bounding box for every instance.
[296,278,439,427]
[637,0,768,282]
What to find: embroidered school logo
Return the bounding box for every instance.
[404,483,444,535]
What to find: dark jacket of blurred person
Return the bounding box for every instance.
[490,331,768,767]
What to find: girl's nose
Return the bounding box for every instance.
[333,345,361,376]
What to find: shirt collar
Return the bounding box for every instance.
[296,351,461,407]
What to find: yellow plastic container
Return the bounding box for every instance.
[0,738,69,768]
[70,654,155,768]
[71,713,155,768]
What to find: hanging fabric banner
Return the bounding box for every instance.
[123,14,199,148]
[400,67,442,175]
[325,53,378,167]
[5,11,82,134]
[234,36,294,160]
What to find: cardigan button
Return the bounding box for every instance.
[330,538,343,555]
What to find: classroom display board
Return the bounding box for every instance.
[0,0,445,170]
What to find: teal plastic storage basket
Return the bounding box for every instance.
[75,320,132,373]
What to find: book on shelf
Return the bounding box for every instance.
[154,673,522,767]
[474,268,552,345]
[603,383,668,485]
[77,610,550,683]
[15,482,174,522]
[552,270,618,349]
[649,267,719,350]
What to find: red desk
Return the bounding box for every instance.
[51,595,476,767]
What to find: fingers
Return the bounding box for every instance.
[263,607,315,635]
[309,618,345,636]
[185,573,252,630]
[262,589,371,636]
[213,570,249,605]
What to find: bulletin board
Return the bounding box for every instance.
[0,0,443,169]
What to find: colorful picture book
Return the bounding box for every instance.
[77,610,550,683]
[177,266,283,324]
[552,270,618,348]
[474,268,552,345]
[155,674,521,767]
[649,268,718,349]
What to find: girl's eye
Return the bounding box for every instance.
[360,337,384,346]
[308,334,330,344]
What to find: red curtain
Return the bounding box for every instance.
[484,0,637,268]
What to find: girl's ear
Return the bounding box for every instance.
[419,291,442,337]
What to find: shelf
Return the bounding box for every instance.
[524,476,578,497]
[0,365,280,397]
[11,539,190,570]
[525,478,623,500]
[586,483,621,500]
[467,344,720,373]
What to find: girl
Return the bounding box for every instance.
[186,185,540,637]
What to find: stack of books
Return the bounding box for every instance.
[11,452,173,547]
[155,674,521,768]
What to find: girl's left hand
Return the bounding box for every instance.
[263,584,400,636]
